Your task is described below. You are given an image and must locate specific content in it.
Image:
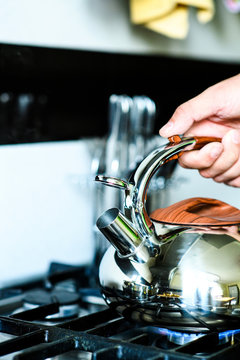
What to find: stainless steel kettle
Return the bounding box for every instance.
[95,135,240,331]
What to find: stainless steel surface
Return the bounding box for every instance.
[97,136,240,327]
[96,208,149,263]
[92,95,133,263]
[105,95,132,180]
[97,136,200,257]
[92,95,167,265]
[95,175,130,191]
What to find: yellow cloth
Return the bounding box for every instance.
[130,0,176,24]
[145,6,189,40]
[178,0,215,23]
[130,0,215,39]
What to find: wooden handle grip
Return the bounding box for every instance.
[166,135,222,162]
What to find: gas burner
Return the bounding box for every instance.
[158,328,204,345]
[219,329,240,345]
[153,327,240,347]
[23,288,80,319]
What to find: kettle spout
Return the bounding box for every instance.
[96,208,150,263]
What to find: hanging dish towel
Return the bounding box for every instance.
[130,0,215,39]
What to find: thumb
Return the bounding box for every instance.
[159,88,219,138]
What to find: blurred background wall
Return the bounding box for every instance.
[0,0,239,285]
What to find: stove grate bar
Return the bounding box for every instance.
[0,294,24,315]
[87,317,134,336]
[127,333,150,345]
[13,337,76,360]
[0,317,228,360]
[175,304,218,332]
[0,316,40,335]
[91,345,164,360]
[1,307,240,359]
[0,329,46,356]
[90,346,123,360]
[78,340,180,360]
[59,308,121,331]
[10,302,60,321]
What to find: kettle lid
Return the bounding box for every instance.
[150,197,240,226]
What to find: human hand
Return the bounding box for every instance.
[159,74,240,187]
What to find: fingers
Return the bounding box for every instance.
[178,142,224,169]
[226,176,240,187]
[214,160,240,184]
[199,130,240,179]
[178,129,240,187]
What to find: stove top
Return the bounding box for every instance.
[0,263,240,359]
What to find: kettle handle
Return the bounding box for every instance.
[95,135,223,249]
[95,135,224,259]
[166,135,222,162]
[128,135,223,242]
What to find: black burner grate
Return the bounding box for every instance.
[0,263,240,359]
[0,307,239,359]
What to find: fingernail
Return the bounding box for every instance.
[231,130,240,144]
[210,145,222,159]
[160,121,174,134]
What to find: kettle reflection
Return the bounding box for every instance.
[96,135,240,330]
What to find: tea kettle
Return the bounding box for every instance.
[95,135,240,331]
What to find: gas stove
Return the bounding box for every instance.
[0,263,240,359]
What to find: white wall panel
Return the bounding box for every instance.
[0,1,239,62]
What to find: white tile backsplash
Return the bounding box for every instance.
[0,140,95,286]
